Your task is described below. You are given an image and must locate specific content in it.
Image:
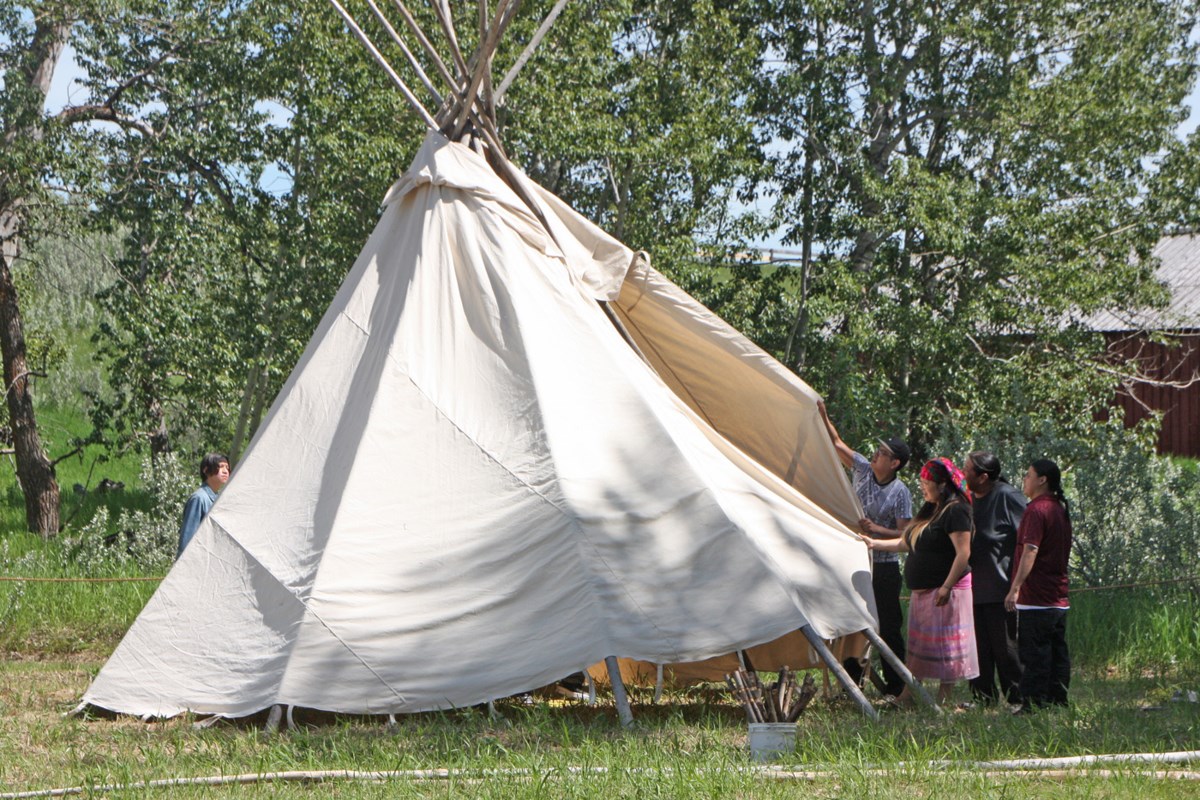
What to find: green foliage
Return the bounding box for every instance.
[760,0,1200,449]
[12,228,122,412]
[68,451,191,574]
[501,0,772,297]
[82,0,415,457]
[1,403,144,536]
[0,452,187,649]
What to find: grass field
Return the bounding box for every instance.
[3,411,1200,797]
[2,553,1198,798]
[2,654,1199,798]
[0,403,150,536]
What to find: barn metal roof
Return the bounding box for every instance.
[1086,234,1200,332]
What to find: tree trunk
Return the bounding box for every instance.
[0,208,60,535]
[784,18,825,372]
[0,14,73,535]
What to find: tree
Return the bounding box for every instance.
[499,0,772,298]
[759,0,1200,450]
[1,0,286,532]
[2,2,83,534]
[89,0,775,463]
[89,0,420,461]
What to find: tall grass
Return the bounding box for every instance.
[0,533,160,653]
[1,430,180,653]
[1070,585,1200,677]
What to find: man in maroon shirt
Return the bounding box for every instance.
[1005,459,1073,711]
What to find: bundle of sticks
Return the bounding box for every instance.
[725,667,817,723]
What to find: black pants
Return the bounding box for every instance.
[844,561,906,696]
[970,602,1022,704]
[1017,608,1070,707]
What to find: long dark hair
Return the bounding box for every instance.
[1031,458,1070,519]
[967,450,1007,484]
[906,460,971,547]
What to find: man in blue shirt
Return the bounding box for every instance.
[818,401,912,696]
[176,453,230,559]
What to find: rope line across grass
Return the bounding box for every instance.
[3,752,1200,799]
[0,576,164,583]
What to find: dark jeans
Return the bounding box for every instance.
[844,561,906,696]
[1017,607,1070,707]
[970,602,1022,704]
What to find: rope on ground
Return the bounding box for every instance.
[3,752,1200,799]
[1071,575,1197,593]
[0,576,163,583]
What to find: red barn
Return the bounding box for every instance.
[1090,234,1200,458]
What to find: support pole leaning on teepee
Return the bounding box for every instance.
[604,656,635,727]
[861,626,941,713]
[798,625,879,721]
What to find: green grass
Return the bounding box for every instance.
[0,536,159,652]
[1,403,151,535]
[1,537,1198,796]
[1,658,1198,798]
[4,411,1200,797]
[1070,585,1200,677]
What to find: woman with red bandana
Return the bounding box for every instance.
[867,458,979,706]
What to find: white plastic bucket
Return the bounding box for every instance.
[747,722,797,761]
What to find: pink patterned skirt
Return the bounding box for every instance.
[906,573,980,682]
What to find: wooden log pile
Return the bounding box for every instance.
[725,667,817,723]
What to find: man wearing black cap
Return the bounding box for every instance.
[818,401,912,697]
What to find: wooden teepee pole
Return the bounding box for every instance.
[450,0,518,138]
[799,624,879,721]
[383,0,493,136]
[495,0,571,101]
[478,0,496,121]
[429,0,470,79]
[388,0,460,94]
[327,0,438,130]
[861,626,941,712]
[604,656,635,728]
[361,0,443,106]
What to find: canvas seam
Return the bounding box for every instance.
[206,516,411,711]
[384,347,685,662]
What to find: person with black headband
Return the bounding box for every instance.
[963,450,1026,706]
[817,400,912,697]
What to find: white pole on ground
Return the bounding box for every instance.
[264,704,283,734]
[604,656,635,727]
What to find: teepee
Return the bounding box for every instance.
[82,0,924,723]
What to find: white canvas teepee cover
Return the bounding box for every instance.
[83,133,876,717]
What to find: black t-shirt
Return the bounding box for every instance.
[903,501,973,591]
[969,482,1026,604]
